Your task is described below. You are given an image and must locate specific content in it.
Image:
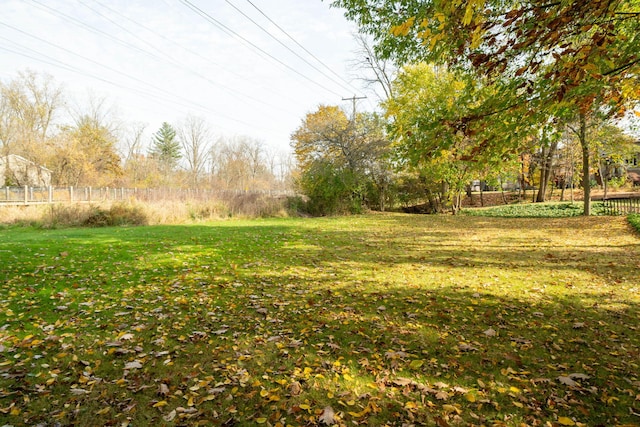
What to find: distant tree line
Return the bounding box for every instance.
[0,70,294,191]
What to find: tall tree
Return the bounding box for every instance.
[384,63,508,213]
[51,115,122,186]
[291,105,392,214]
[149,122,181,170]
[0,70,64,166]
[177,115,211,187]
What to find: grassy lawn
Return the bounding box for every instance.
[1,213,639,426]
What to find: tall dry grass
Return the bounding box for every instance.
[0,194,294,228]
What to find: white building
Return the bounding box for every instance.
[0,154,52,187]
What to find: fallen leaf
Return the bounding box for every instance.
[558,416,576,426]
[435,390,450,400]
[289,381,302,396]
[319,406,336,425]
[568,373,590,380]
[558,376,578,387]
[158,383,170,396]
[483,328,497,337]
[409,359,424,369]
[458,343,478,352]
[163,410,176,422]
[124,360,143,370]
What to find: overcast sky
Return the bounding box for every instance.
[0,0,372,153]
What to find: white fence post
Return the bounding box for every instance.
[69,186,74,202]
[24,185,28,204]
[48,186,53,203]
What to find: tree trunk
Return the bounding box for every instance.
[579,111,591,216]
[536,139,558,203]
[598,157,608,200]
[499,176,508,204]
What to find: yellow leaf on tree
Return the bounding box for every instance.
[391,16,416,37]
[463,4,475,26]
[470,27,484,49]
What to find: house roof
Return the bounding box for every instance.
[0,154,52,173]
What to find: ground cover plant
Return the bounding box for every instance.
[461,202,608,218]
[0,214,639,426]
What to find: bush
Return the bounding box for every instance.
[103,203,148,226]
[44,202,149,228]
[607,176,629,189]
[297,160,365,216]
[629,214,640,234]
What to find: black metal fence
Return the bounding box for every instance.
[0,186,293,205]
[603,196,640,215]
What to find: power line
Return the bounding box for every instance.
[30,0,291,118]
[224,0,355,95]
[77,0,176,63]
[75,0,292,118]
[0,36,257,128]
[180,0,343,98]
[26,0,168,65]
[244,0,361,94]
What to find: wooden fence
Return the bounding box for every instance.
[603,195,640,215]
[0,186,293,205]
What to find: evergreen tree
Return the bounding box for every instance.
[149,122,181,169]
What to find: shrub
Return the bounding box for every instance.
[297,160,365,216]
[629,214,640,234]
[43,202,149,228]
[104,202,148,226]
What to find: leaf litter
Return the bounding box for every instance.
[0,215,638,425]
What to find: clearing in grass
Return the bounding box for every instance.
[0,214,638,426]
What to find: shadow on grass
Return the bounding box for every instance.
[0,215,639,425]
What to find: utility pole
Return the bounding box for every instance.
[342,95,367,120]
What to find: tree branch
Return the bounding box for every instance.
[603,58,640,76]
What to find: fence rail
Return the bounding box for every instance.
[603,196,640,215]
[0,186,293,205]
